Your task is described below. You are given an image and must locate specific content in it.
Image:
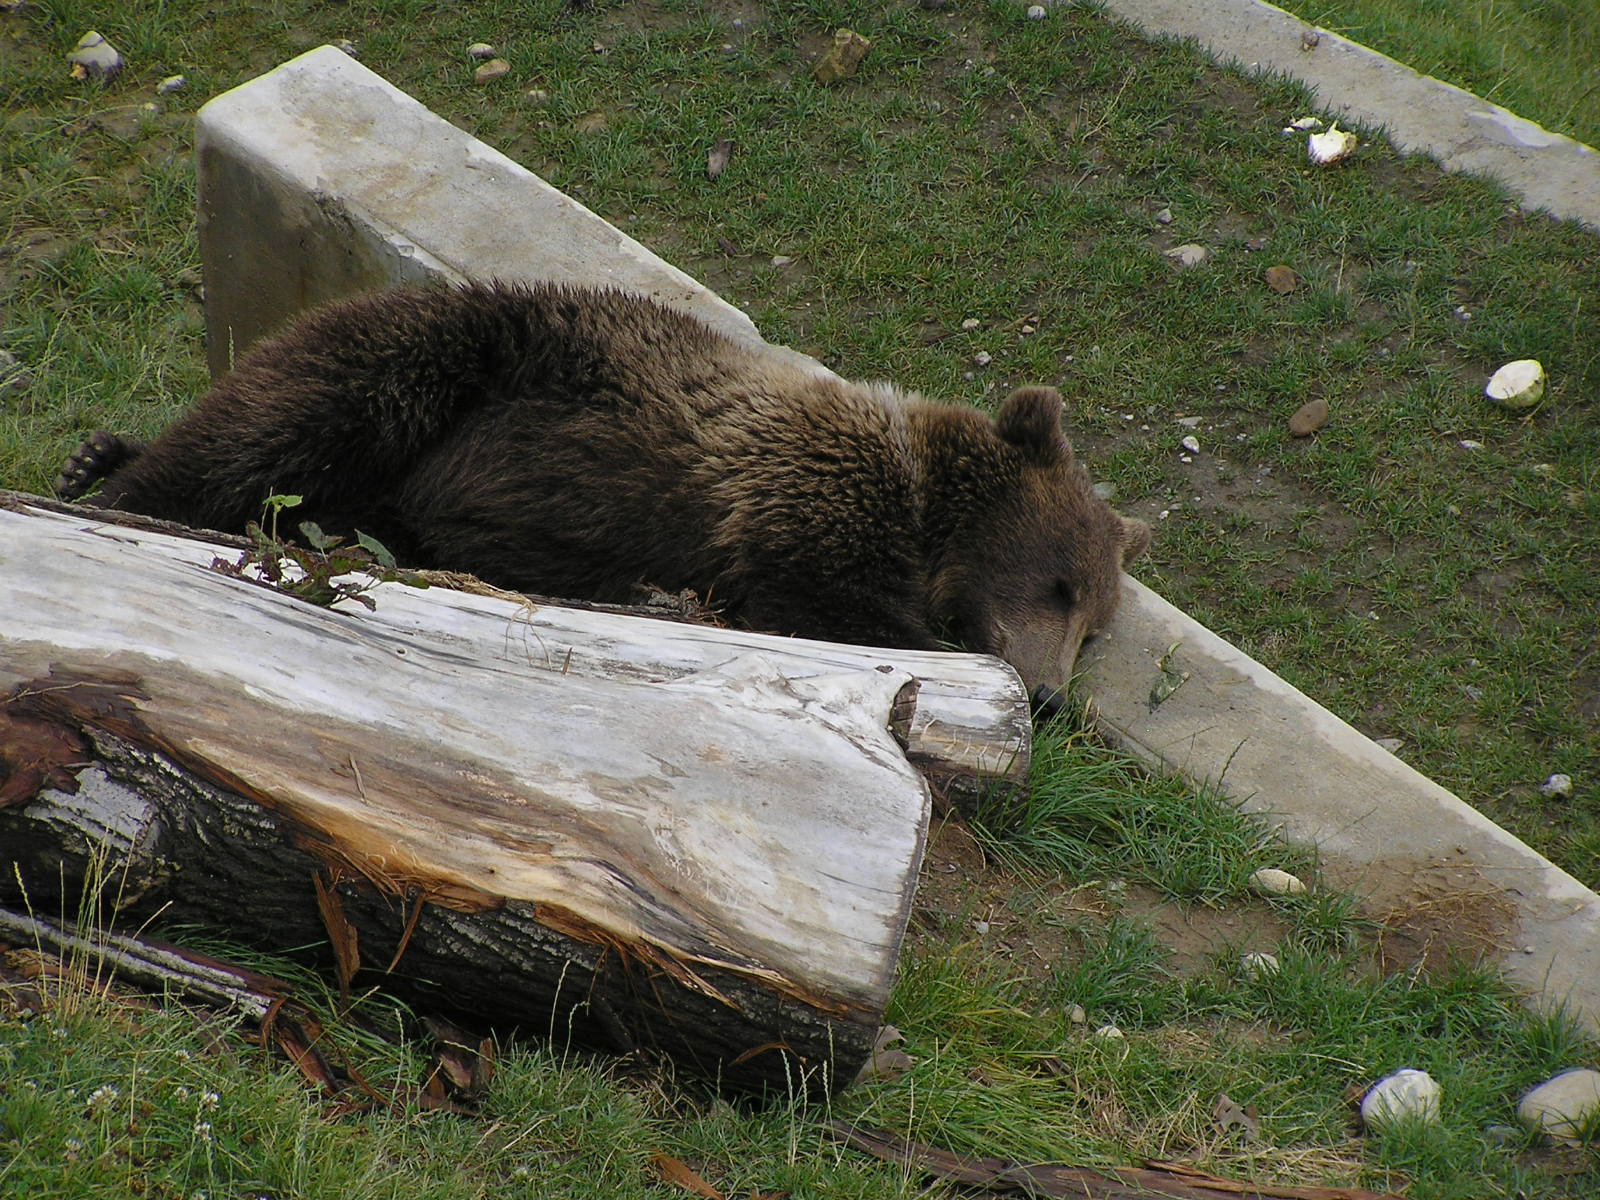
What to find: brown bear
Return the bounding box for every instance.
[56,281,1148,711]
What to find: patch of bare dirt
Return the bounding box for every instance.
[912,815,1522,997]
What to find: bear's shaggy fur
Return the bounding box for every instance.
[57,282,1148,702]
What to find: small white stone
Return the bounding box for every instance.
[973,351,992,367]
[67,31,123,80]
[1485,359,1545,410]
[1374,737,1404,754]
[1539,773,1573,799]
[1027,4,1047,19]
[1239,952,1279,979]
[1517,1069,1600,1142]
[973,919,990,935]
[1308,123,1358,165]
[1176,415,1203,427]
[961,317,981,330]
[1154,207,1174,225]
[1020,324,1035,335]
[156,74,186,95]
[524,88,551,105]
[1066,1003,1087,1024]
[1288,116,1323,131]
[1458,439,1485,451]
[1163,243,1207,269]
[770,255,793,267]
[467,42,497,59]
[1248,868,1307,897]
[1361,1069,1441,1130]
[1093,1024,1124,1041]
[1180,434,1200,454]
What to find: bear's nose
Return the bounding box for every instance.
[1030,685,1068,721]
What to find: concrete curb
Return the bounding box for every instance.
[1092,0,1600,232]
[195,46,1598,1034]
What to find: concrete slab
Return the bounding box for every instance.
[1092,0,1600,232]
[194,46,827,380]
[194,46,1599,1033]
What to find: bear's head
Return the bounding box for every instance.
[925,386,1149,713]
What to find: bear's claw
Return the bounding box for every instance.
[54,431,134,501]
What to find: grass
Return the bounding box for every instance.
[2,0,1599,1197]
[1278,0,1600,150]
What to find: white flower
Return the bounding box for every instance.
[199,1090,220,1111]
[193,1121,213,1142]
[86,1085,119,1112]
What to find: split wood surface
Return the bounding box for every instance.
[0,492,1030,1093]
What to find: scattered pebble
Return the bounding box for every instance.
[1300,30,1322,52]
[1239,951,1279,979]
[1374,737,1404,755]
[1163,243,1208,269]
[1287,116,1323,132]
[1458,439,1485,451]
[1248,867,1307,897]
[1361,1069,1441,1130]
[972,919,990,935]
[467,42,497,60]
[1026,4,1048,17]
[1264,264,1298,294]
[1517,1069,1600,1142]
[1154,207,1174,225]
[524,88,551,105]
[1020,324,1035,335]
[961,317,981,330]
[1539,773,1573,799]
[1066,1003,1087,1025]
[813,28,871,84]
[67,31,123,80]
[1176,415,1203,428]
[1180,435,1200,455]
[1485,359,1546,410]
[972,350,992,367]
[474,58,511,84]
[1093,1024,1124,1041]
[770,254,793,267]
[1288,398,1329,437]
[1308,123,1358,165]
[156,74,186,95]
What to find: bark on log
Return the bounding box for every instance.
[0,492,1030,1094]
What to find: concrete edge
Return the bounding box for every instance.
[1090,0,1600,232]
[195,46,1599,1035]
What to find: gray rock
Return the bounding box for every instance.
[1163,243,1207,269]
[1517,1068,1600,1141]
[157,75,186,95]
[1360,1069,1441,1130]
[68,31,123,81]
[1538,773,1573,799]
[467,43,497,60]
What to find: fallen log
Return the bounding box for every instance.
[0,492,1030,1094]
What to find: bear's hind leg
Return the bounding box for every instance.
[54,432,146,502]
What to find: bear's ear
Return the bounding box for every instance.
[996,387,1066,465]
[1118,516,1151,566]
